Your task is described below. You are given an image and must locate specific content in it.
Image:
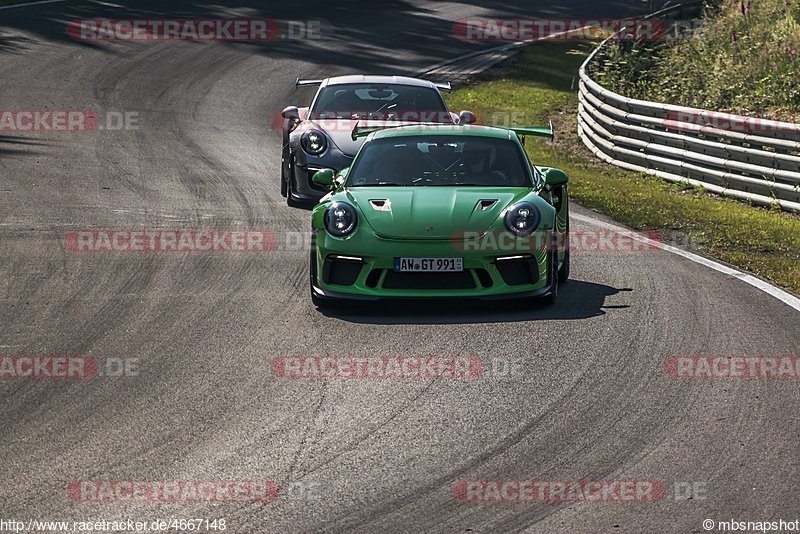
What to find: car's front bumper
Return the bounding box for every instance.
[312,231,554,301]
[310,281,553,302]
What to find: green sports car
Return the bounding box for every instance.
[308,123,569,306]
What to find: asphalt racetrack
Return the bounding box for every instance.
[1,1,798,532]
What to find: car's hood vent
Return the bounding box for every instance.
[475,199,499,211]
[369,199,392,212]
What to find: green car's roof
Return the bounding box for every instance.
[370,124,513,140]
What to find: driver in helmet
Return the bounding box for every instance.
[462,141,511,183]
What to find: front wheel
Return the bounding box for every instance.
[280,144,289,197]
[286,160,303,208]
[558,251,570,282]
[557,219,569,282]
[310,235,332,309]
[544,252,558,305]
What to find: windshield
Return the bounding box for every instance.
[310,83,450,122]
[347,135,532,187]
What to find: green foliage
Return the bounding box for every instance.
[598,0,800,118]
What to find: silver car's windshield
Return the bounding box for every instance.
[347,135,533,187]
[310,84,450,122]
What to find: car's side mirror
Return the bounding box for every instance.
[282,105,300,122]
[458,110,477,125]
[543,168,568,188]
[312,168,336,188]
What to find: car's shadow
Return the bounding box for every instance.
[318,280,632,324]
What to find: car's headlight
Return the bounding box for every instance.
[504,202,540,235]
[301,130,327,155]
[324,202,358,237]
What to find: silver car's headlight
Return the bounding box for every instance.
[504,202,540,235]
[301,130,327,155]
[324,202,358,237]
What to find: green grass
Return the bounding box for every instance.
[445,41,800,294]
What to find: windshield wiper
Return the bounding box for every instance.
[364,181,404,186]
[373,102,397,115]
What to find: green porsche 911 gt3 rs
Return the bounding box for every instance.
[308,123,569,306]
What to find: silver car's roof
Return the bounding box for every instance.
[321,75,440,89]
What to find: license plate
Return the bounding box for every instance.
[394,257,463,272]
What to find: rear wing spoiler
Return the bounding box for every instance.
[296,78,450,93]
[508,122,554,142]
[350,121,555,141]
[295,78,323,88]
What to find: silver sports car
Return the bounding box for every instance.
[279,74,476,207]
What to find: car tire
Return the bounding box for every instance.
[545,252,558,305]
[558,251,570,283]
[309,235,332,309]
[280,143,289,197]
[557,218,569,282]
[286,159,303,208]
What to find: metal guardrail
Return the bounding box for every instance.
[576,4,800,212]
